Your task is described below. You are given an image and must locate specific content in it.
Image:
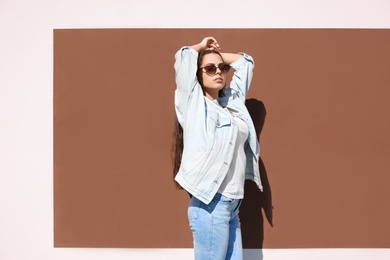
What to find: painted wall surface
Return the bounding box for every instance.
[1,0,390,259]
[54,29,390,249]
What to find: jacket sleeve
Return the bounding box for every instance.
[174,47,199,125]
[228,53,255,102]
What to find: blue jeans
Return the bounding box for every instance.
[188,193,243,260]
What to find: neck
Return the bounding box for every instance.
[205,93,219,102]
[204,90,219,101]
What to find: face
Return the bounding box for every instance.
[199,53,227,100]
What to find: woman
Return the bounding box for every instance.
[173,37,263,260]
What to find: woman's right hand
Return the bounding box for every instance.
[191,37,221,52]
[200,37,220,50]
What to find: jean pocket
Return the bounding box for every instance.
[220,195,235,203]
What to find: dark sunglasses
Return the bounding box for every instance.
[200,63,231,76]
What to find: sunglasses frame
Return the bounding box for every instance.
[200,63,231,76]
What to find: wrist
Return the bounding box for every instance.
[190,43,203,53]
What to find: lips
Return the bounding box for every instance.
[214,77,223,83]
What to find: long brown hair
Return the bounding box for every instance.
[172,49,225,188]
[172,119,184,188]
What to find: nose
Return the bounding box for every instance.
[215,67,222,75]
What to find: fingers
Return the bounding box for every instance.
[209,41,220,50]
[205,37,221,50]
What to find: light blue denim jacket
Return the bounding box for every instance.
[174,47,263,204]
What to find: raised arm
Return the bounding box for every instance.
[220,53,243,65]
[227,53,255,100]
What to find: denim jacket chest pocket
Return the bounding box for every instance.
[207,112,232,140]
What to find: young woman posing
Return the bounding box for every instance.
[173,37,263,260]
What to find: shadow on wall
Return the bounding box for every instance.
[240,98,273,253]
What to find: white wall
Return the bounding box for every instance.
[1,0,389,259]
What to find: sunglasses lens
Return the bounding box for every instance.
[204,66,217,75]
[219,64,230,74]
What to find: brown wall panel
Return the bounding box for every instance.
[54,29,390,248]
